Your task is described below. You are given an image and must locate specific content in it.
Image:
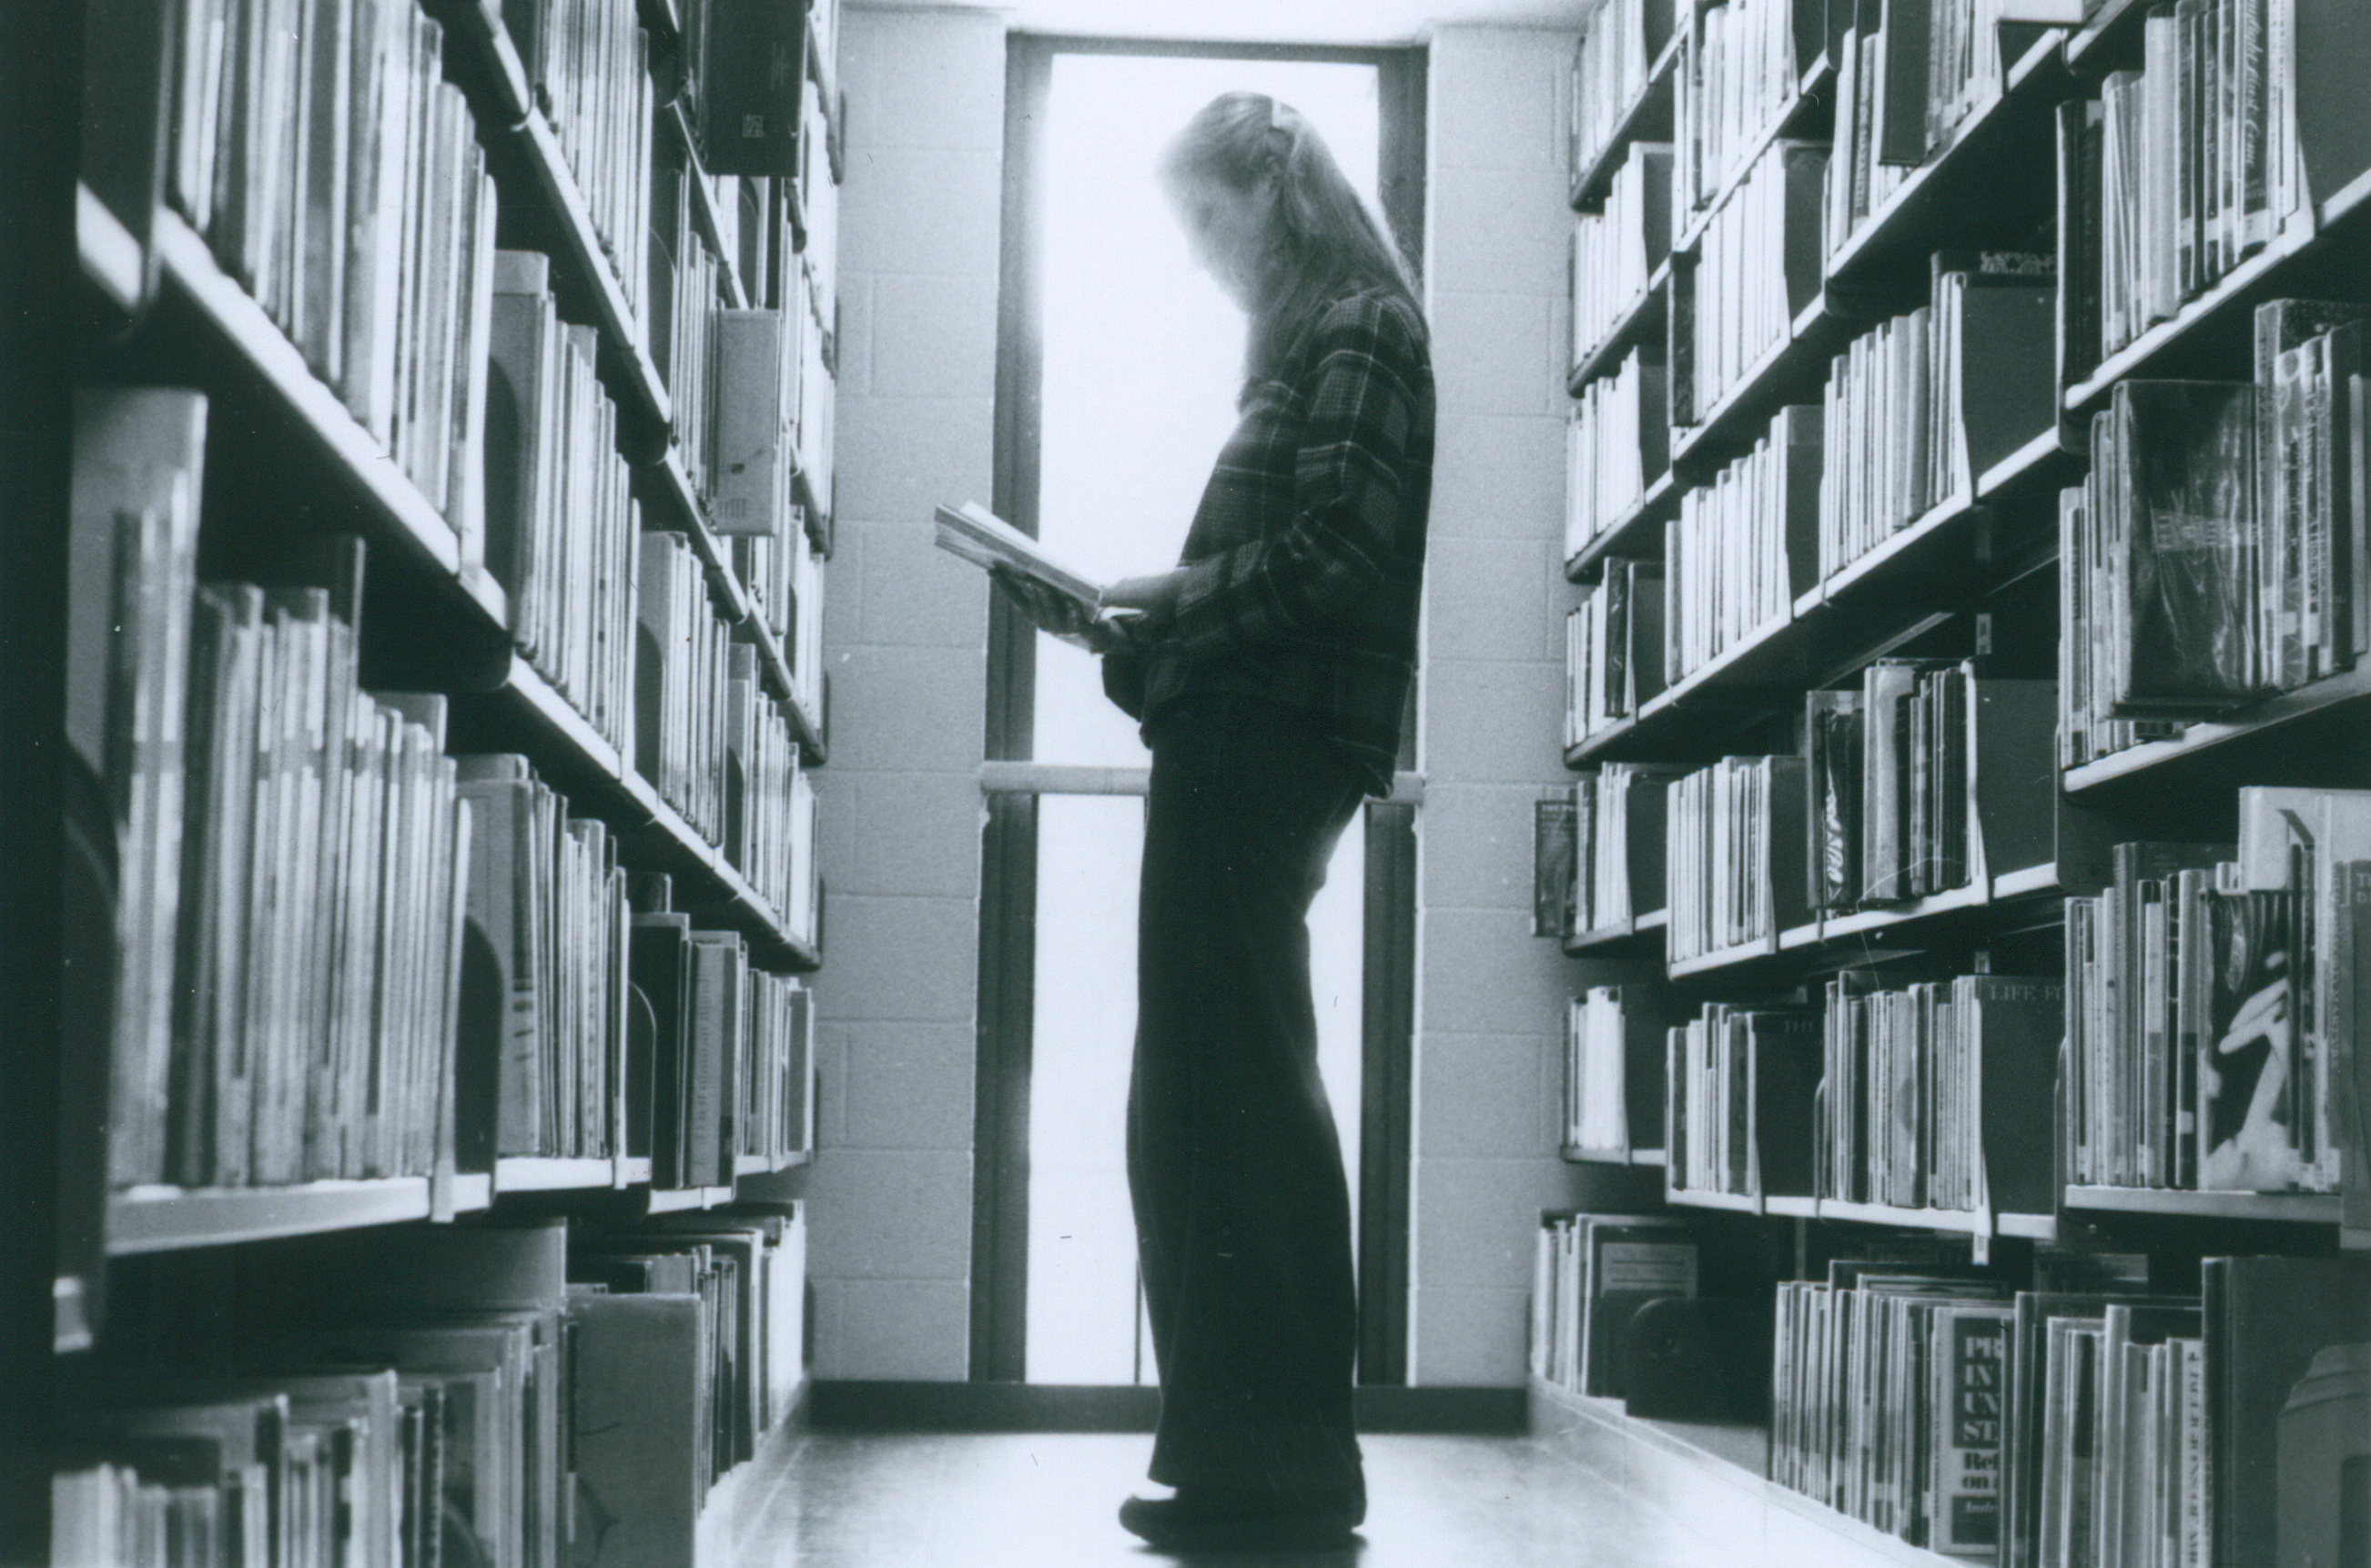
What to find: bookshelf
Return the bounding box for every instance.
[51,0,841,1555]
[1542,2,2371,1563]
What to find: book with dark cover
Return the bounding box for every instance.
[568,1290,711,1568]
[1934,257,2056,487]
[1534,794,1580,938]
[1963,975,2062,1216]
[453,755,544,1161]
[631,912,694,1187]
[1602,555,1633,719]
[1583,1219,1698,1399]
[1871,0,1935,167]
[2203,1253,2371,1568]
[2291,0,2371,208]
[1929,1303,2016,1554]
[1751,1010,1823,1199]
[1808,689,1864,914]
[2055,98,2106,429]
[699,0,808,177]
[2096,379,2263,711]
[69,387,208,1191]
[1626,561,1669,709]
[1966,675,2057,885]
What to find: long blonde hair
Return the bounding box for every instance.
[1159,92,1424,388]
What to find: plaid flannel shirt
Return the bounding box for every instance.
[1106,286,1434,794]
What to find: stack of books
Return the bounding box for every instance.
[1531,1211,1698,1398]
[1666,1001,1820,1199]
[1565,349,1669,559]
[1565,986,1674,1157]
[1681,139,1827,423]
[1565,558,1666,746]
[1666,404,1821,683]
[490,250,643,755]
[2064,789,2370,1195]
[1666,754,1811,963]
[1568,0,1677,190]
[1814,972,2062,1213]
[1571,143,1672,367]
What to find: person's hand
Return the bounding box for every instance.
[1100,572,1186,624]
[990,566,1143,655]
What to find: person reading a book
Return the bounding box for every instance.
[995,90,1434,1551]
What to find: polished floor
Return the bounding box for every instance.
[724,1430,1751,1568]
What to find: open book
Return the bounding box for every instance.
[933,501,1137,649]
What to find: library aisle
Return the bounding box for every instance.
[724,1432,1739,1568]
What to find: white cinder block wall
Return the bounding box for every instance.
[809,7,1637,1386]
[1409,25,1643,1387]
[805,5,1008,1381]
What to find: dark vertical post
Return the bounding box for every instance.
[1,0,83,1552]
[1359,803,1418,1384]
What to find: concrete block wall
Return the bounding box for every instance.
[1410,25,1648,1387]
[803,4,1009,1381]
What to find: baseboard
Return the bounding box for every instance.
[807,1381,1527,1434]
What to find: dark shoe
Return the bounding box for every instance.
[1118,1484,1365,1550]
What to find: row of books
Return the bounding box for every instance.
[2065,794,2366,1196]
[162,0,499,546]
[1815,973,2062,1213]
[1567,0,1678,192]
[798,74,843,336]
[1677,0,1813,221]
[793,237,840,527]
[51,1214,812,1568]
[1824,20,1916,259]
[1772,1264,2021,1554]
[632,883,818,1189]
[724,642,824,946]
[490,251,641,755]
[1666,754,1812,962]
[1569,144,1672,370]
[1529,1211,1698,1400]
[656,149,728,508]
[495,0,655,319]
[74,390,470,1192]
[1565,986,1672,1156]
[636,531,738,845]
[1772,1254,2371,1568]
[2062,304,2370,765]
[1665,404,1820,683]
[2032,1298,2208,1568]
[1679,138,1825,424]
[457,757,630,1165]
[574,1212,811,1496]
[1564,558,1667,746]
[1553,660,2056,935]
[732,527,829,733]
[1925,3,2066,157]
[2079,0,2296,363]
[1536,763,1678,941]
[74,389,822,1194]
[1666,1000,1819,1198]
[1806,663,2056,913]
[1564,349,1669,561]
[1817,256,2055,582]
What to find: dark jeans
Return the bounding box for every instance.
[1130,695,1367,1499]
